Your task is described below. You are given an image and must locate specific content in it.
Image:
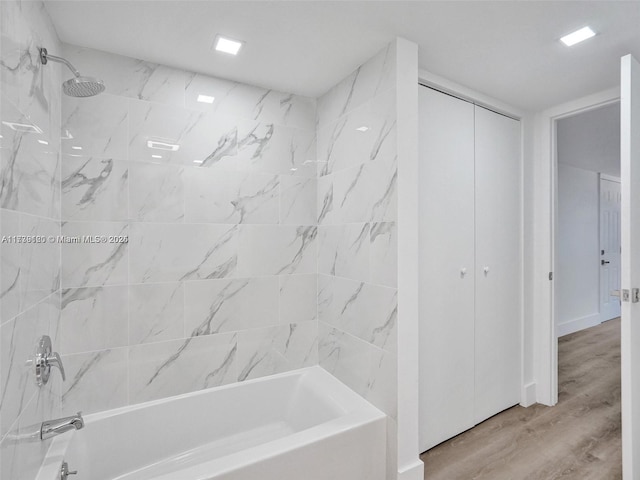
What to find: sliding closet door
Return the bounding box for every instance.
[473,105,521,423]
[418,86,475,451]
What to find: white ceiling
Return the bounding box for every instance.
[44,1,640,112]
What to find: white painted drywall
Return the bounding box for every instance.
[555,163,601,336]
[557,102,620,177]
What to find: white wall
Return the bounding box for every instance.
[557,102,620,177]
[555,163,601,336]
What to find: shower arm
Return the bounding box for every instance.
[39,48,81,78]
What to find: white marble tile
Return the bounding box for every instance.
[317,42,395,127]
[1,294,58,437]
[61,222,129,288]
[237,225,317,276]
[1,388,57,480]
[185,74,316,130]
[184,277,278,336]
[60,286,128,354]
[316,173,336,225]
[370,222,397,288]
[20,214,60,310]
[318,274,396,352]
[317,90,396,176]
[279,274,317,324]
[325,157,397,224]
[128,333,237,404]
[129,282,184,345]
[366,347,397,418]
[129,223,238,283]
[62,93,129,159]
[0,5,60,140]
[129,161,184,222]
[185,169,279,224]
[60,348,128,416]
[62,156,128,222]
[318,323,371,398]
[1,208,21,321]
[317,223,369,281]
[1,97,61,219]
[280,176,316,225]
[128,100,237,167]
[62,44,187,106]
[236,121,316,177]
[237,321,317,381]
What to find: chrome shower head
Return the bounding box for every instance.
[62,77,105,97]
[39,47,106,98]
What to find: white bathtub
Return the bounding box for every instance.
[37,366,386,480]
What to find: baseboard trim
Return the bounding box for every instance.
[398,459,424,480]
[556,313,601,337]
[520,382,536,407]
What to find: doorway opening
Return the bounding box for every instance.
[553,100,622,475]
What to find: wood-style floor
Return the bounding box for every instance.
[421,318,622,480]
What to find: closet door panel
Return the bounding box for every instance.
[474,106,522,424]
[418,87,476,451]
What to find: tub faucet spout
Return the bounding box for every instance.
[40,412,84,440]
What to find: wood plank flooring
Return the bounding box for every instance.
[421,318,622,480]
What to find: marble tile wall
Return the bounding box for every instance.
[316,43,399,479]
[0,1,63,478]
[55,44,319,417]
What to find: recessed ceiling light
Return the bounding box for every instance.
[71,146,82,150]
[1,121,43,134]
[151,154,163,159]
[147,140,180,151]
[38,139,49,145]
[197,94,215,104]
[290,167,298,172]
[193,159,204,164]
[561,26,596,47]
[214,35,244,55]
[356,126,369,132]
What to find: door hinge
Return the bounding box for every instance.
[548,272,553,281]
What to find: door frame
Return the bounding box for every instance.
[535,87,619,406]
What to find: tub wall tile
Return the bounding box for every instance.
[46,42,319,418]
[129,223,238,283]
[61,156,129,222]
[129,283,184,345]
[0,4,63,475]
[60,347,128,416]
[61,221,129,288]
[59,286,129,354]
[316,42,399,431]
[128,334,237,404]
[184,277,279,336]
[62,94,129,159]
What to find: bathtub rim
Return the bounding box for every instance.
[36,366,385,480]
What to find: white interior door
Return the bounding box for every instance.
[418,86,475,451]
[621,54,640,480]
[599,177,621,322]
[473,106,522,424]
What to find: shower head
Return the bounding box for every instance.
[39,47,105,98]
[62,77,105,98]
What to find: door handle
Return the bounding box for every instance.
[601,260,610,265]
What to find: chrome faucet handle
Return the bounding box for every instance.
[46,351,66,381]
[61,461,78,479]
[34,335,67,386]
